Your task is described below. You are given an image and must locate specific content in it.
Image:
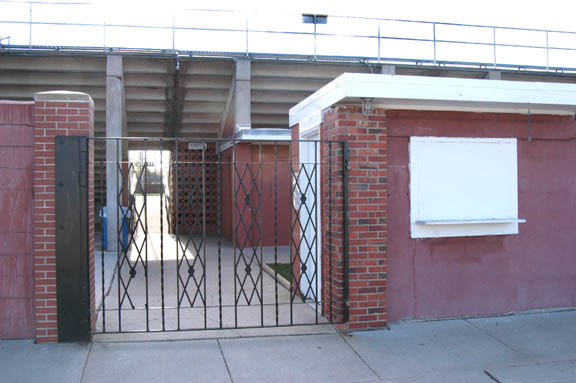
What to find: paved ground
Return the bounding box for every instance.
[2,310,575,383]
[94,195,326,333]
[95,234,324,332]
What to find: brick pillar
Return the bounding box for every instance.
[321,105,388,330]
[33,91,94,343]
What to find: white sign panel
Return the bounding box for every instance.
[409,137,523,238]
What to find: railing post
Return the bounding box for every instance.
[172,16,175,51]
[314,22,317,60]
[377,20,381,63]
[433,23,437,64]
[493,27,497,68]
[546,31,550,70]
[28,2,32,47]
[245,14,249,57]
[103,22,107,48]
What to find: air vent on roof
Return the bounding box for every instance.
[302,14,328,24]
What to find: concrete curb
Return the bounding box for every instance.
[262,263,291,291]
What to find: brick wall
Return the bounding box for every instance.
[0,101,35,339]
[320,105,388,330]
[33,91,95,342]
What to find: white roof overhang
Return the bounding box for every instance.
[289,73,576,133]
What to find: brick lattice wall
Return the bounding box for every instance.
[33,93,95,342]
[170,142,218,234]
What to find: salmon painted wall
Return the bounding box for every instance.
[221,147,234,241]
[387,110,576,322]
[256,144,290,246]
[0,101,35,339]
[221,143,290,246]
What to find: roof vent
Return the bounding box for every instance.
[302,14,328,24]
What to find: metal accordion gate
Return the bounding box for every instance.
[91,137,348,334]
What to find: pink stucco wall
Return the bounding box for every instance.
[220,144,291,247]
[387,110,576,322]
[0,101,35,339]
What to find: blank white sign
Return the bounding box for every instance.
[409,137,521,238]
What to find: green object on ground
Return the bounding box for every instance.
[267,263,292,282]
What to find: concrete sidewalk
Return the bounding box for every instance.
[2,310,575,383]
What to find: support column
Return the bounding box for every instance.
[234,59,251,135]
[105,55,125,252]
[486,70,502,80]
[319,105,388,330]
[33,91,95,342]
[379,65,396,75]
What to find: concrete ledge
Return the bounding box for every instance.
[0,101,34,125]
[91,324,337,342]
[0,100,34,105]
[34,90,94,107]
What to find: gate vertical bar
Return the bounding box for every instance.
[175,141,181,330]
[202,143,207,329]
[160,139,165,331]
[99,156,106,332]
[217,146,223,328]
[288,140,293,325]
[259,143,264,327]
[144,140,149,331]
[232,142,238,328]
[328,142,333,323]
[81,136,91,337]
[342,141,350,322]
[116,138,122,332]
[314,140,319,324]
[274,141,278,326]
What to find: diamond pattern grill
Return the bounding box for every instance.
[233,162,263,307]
[290,162,318,302]
[91,138,347,334]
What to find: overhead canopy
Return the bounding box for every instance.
[289,73,576,133]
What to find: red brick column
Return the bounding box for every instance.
[33,91,94,343]
[321,105,388,330]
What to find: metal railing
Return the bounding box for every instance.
[1,1,576,71]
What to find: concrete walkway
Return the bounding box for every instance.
[93,195,324,333]
[2,310,575,383]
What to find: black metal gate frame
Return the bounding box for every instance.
[91,137,349,334]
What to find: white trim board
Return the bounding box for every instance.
[289,73,576,128]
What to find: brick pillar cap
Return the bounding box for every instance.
[34,90,94,106]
